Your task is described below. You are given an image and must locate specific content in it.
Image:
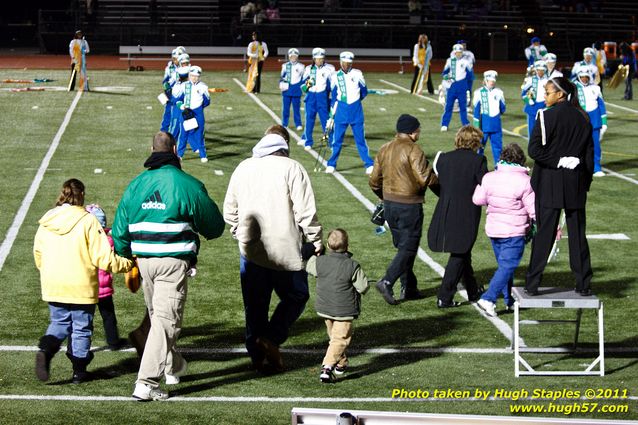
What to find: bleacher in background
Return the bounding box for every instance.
[35,0,637,62]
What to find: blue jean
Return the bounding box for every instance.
[481,236,526,306]
[45,302,95,359]
[239,256,309,363]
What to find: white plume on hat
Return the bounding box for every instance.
[312,47,326,58]
[534,60,548,70]
[340,51,354,62]
[189,65,202,76]
[252,134,289,158]
[177,53,190,65]
[452,44,464,52]
[288,48,299,57]
[177,66,190,76]
[583,47,595,57]
[544,53,557,63]
[483,70,498,81]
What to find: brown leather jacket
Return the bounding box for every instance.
[369,134,436,204]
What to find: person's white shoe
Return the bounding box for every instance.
[593,171,605,177]
[296,125,303,131]
[365,166,374,175]
[304,145,312,151]
[297,139,305,146]
[325,166,335,174]
[165,360,188,385]
[440,126,448,132]
[132,383,169,401]
[477,299,497,317]
[200,157,208,163]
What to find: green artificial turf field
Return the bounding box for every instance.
[0,68,636,424]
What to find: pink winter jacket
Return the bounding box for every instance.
[472,164,536,238]
[98,231,114,298]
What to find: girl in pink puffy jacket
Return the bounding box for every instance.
[86,205,126,349]
[471,143,536,317]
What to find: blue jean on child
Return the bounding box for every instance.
[45,302,95,359]
[481,236,526,307]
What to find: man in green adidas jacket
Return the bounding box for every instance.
[112,131,224,401]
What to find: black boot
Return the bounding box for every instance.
[35,335,62,382]
[67,352,94,384]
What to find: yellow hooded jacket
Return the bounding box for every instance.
[33,204,132,304]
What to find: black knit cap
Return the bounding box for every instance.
[396,114,420,134]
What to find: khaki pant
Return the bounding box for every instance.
[322,319,353,368]
[136,257,189,387]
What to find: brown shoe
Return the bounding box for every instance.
[256,337,284,372]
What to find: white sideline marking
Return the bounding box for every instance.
[418,107,427,112]
[585,233,631,240]
[0,90,82,273]
[146,106,152,110]
[232,78,521,347]
[226,106,233,110]
[379,79,526,140]
[5,344,638,355]
[602,167,638,185]
[106,106,113,110]
[32,105,38,110]
[214,170,224,176]
[379,107,387,111]
[0,394,636,403]
[605,101,638,114]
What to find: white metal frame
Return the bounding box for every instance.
[512,287,604,377]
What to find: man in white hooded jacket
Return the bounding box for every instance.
[223,125,323,373]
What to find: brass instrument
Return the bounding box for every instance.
[607,64,629,89]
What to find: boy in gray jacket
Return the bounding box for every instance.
[306,229,369,383]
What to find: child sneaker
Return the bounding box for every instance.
[132,383,169,401]
[319,366,335,383]
[477,298,497,317]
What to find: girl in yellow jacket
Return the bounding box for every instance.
[33,179,132,384]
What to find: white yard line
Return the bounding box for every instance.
[232,78,521,346]
[605,101,638,114]
[0,90,83,273]
[602,167,638,185]
[0,394,636,403]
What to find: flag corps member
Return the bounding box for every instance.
[68,30,89,91]
[411,34,434,95]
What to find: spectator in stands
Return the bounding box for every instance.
[525,76,594,296]
[323,0,340,13]
[253,1,268,24]
[408,0,422,16]
[429,0,446,19]
[240,1,256,23]
[266,2,280,22]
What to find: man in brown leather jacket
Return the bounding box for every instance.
[369,114,436,304]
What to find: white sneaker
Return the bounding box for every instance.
[296,125,303,131]
[325,166,335,174]
[132,383,169,401]
[477,299,497,317]
[297,139,305,146]
[440,126,448,132]
[200,157,208,163]
[165,359,188,385]
[593,171,605,177]
[193,149,199,154]
[304,145,312,151]
[365,166,374,175]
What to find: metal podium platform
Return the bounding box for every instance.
[512,287,604,377]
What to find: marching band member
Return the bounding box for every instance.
[440,44,472,132]
[544,53,563,78]
[279,48,305,130]
[521,60,549,139]
[473,70,506,166]
[168,62,190,141]
[160,47,185,132]
[246,31,268,94]
[411,34,434,95]
[524,37,547,67]
[571,47,599,82]
[325,51,374,175]
[575,70,607,176]
[457,40,475,106]
[174,66,211,163]
[301,47,335,149]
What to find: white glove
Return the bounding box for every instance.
[187,267,197,278]
[600,124,607,139]
[558,156,580,170]
[325,118,334,133]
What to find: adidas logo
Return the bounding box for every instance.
[141,191,167,210]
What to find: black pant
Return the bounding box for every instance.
[624,75,633,100]
[437,251,479,303]
[526,204,593,292]
[383,201,423,293]
[410,66,434,94]
[97,296,120,346]
[254,61,264,93]
[69,63,77,91]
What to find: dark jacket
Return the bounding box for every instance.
[528,101,594,209]
[427,149,488,253]
[307,252,368,319]
[369,134,437,204]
